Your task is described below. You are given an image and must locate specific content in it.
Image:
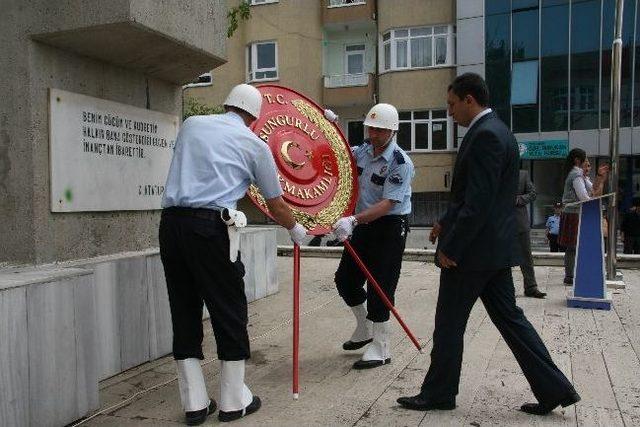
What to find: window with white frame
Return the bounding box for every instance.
[395,110,453,152]
[381,25,455,71]
[247,41,278,82]
[250,0,278,5]
[345,44,365,75]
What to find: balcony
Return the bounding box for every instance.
[322,0,375,26]
[323,73,374,107]
[324,73,369,88]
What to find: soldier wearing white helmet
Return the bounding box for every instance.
[160,83,307,424]
[332,103,415,369]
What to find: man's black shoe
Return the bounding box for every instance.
[218,395,261,422]
[352,358,391,370]
[342,338,373,351]
[524,289,547,299]
[397,394,456,411]
[185,399,216,426]
[520,391,581,415]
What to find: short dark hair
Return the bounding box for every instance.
[448,73,490,107]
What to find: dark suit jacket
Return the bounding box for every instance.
[436,111,520,271]
[515,170,536,233]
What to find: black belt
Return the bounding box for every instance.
[362,214,408,226]
[162,206,224,222]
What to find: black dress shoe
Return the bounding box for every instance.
[524,289,547,299]
[352,358,391,370]
[185,399,216,426]
[218,395,261,422]
[520,391,581,415]
[343,338,373,351]
[397,394,456,411]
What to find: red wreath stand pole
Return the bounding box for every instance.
[292,244,301,399]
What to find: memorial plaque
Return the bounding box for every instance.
[49,89,179,212]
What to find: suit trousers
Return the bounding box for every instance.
[159,209,250,361]
[624,235,640,254]
[420,267,574,406]
[517,231,537,291]
[334,215,408,322]
[564,247,576,281]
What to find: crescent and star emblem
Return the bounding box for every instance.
[280,140,312,170]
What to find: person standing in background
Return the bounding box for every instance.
[515,170,545,298]
[545,203,563,253]
[559,149,609,285]
[622,199,640,254]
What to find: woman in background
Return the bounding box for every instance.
[559,149,609,285]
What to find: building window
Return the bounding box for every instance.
[395,110,453,152]
[328,0,366,7]
[250,0,278,5]
[540,0,569,132]
[347,120,364,146]
[247,41,278,82]
[345,44,365,75]
[381,25,455,71]
[511,61,538,106]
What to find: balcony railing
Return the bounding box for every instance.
[328,0,366,7]
[324,73,369,88]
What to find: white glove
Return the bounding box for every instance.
[324,109,339,123]
[288,222,307,246]
[332,216,357,242]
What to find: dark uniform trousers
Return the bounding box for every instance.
[421,267,574,406]
[334,215,408,323]
[159,207,250,361]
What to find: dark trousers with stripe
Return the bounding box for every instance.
[159,208,250,361]
[420,268,575,406]
[334,215,408,322]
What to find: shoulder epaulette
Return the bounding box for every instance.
[393,149,405,164]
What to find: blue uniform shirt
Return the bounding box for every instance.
[352,140,414,215]
[546,214,560,236]
[162,112,283,210]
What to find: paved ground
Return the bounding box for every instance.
[78,258,640,426]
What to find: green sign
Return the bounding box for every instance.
[519,139,568,160]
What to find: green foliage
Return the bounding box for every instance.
[183,97,224,120]
[227,1,251,38]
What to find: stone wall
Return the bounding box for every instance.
[0,227,278,426]
[0,0,227,264]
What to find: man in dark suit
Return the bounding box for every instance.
[516,170,546,298]
[397,73,579,415]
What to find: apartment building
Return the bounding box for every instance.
[185,0,457,225]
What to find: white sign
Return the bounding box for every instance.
[49,89,179,212]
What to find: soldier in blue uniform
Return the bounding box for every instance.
[332,103,415,369]
[160,84,307,425]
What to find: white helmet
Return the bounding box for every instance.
[363,103,399,131]
[223,83,263,118]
